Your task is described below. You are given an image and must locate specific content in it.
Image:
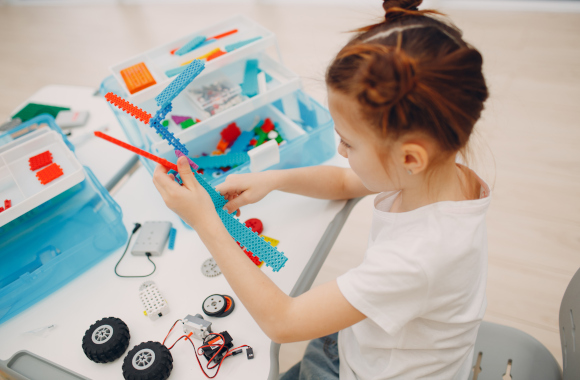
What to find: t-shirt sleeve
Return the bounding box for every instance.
[336,242,429,336]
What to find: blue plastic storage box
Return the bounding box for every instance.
[100,15,336,183]
[0,115,127,325]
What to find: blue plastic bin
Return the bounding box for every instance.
[0,115,127,325]
[100,75,336,184]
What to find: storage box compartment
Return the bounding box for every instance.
[110,15,276,105]
[0,130,85,226]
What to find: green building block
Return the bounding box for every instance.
[180,118,196,129]
[253,126,267,139]
[13,103,70,123]
[162,120,169,127]
[254,133,267,147]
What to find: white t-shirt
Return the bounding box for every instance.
[336,170,491,380]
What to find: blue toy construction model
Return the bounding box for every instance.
[105,60,288,272]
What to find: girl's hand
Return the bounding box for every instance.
[152,156,220,231]
[215,171,280,215]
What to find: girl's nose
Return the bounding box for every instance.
[338,143,348,158]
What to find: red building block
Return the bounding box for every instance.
[104,92,152,124]
[244,218,264,235]
[261,118,275,133]
[237,242,263,267]
[36,163,64,185]
[94,131,178,171]
[220,122,241,143]
[4,199,11,209]
[0,207,4,213]
[29,151,53,171]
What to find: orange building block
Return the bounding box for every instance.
[206,49,226,62]
[120,62,157,94]
[216,139,229,153]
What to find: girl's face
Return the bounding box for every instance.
[328,88,404,193]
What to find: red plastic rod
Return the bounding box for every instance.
[210,29,238,40]
[94,131,178,171]
[104,92,152,124]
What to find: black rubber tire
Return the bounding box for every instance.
[82,317,130,363]
[122,341,173,380]
[202,294,227,317]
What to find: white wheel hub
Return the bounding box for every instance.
[92,325,113,345]
[132,348,156,370]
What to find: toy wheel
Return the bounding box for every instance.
[219,295,235,318]
[202,294,227,317]
[82,317,130,363]
[122,341,173,380]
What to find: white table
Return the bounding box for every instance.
[0,86,358,380]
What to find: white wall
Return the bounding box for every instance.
[4,0,580,12]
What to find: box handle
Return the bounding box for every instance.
[247,140,280,172]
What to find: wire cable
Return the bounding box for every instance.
[114,223,157,278]
[163,321,240,379]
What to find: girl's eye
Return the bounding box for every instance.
[340,139,351,148]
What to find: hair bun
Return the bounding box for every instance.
[383,0,422,12]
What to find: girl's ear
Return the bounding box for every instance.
[400,142,429,175]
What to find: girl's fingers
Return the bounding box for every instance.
[223,192,249,213]
[216,181,244,196]
[176,156,200,191]
[152,164,175,198]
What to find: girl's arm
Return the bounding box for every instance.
[216,166,375,214]
[200,216,366,343]
[153,158,366,343]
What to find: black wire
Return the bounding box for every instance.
[114,223,157,278]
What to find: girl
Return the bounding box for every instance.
[152,0,490,378]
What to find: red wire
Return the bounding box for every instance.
[162,319,182,346]
[161,321,252,378]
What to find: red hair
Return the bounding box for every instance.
[326,0,488,154]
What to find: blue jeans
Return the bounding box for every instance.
[280,333,340,380]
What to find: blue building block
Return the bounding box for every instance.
[175,35,206,56]
[224,36,262,53]
[155,60,205,109]
[193,171,227,209]
[165,66,186,78]
[230,131,254,153]
[217,209,287,271]
[194,152,249,169]
[190,170,288,271]
[298,98,319,128]
[149,104,190,156]
[168,228,177,250]
[241,59,259,98]
[241,60,259,98]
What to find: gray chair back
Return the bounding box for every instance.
[469,321,561,380]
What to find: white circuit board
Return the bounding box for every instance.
[139,281,170,321]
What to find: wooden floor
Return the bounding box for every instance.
[1,3,579,374]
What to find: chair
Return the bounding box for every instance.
[468,267,580,380]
